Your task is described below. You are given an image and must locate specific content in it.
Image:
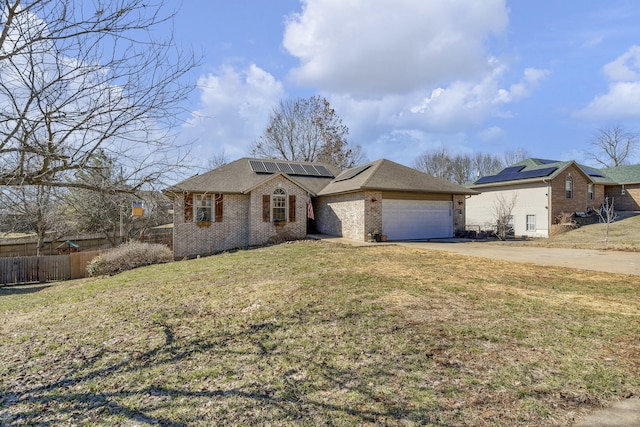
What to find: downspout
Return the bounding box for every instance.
[542,178,551,237]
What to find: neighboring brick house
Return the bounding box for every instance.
[601,164,640,211]
[465,158,640,238]
[164,157,477,259]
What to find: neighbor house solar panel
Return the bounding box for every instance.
[475,167,556,184]
[582,166,604,177]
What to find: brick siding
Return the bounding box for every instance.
[605,184,640,211]
[550,165,604,220]
[173,193,250,259]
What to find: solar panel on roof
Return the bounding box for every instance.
[249,160,268,173]
[582,166,604,177]
[314,165,333,177]
[475,167,557,184]
[276,162,295,174]
[301,164,320,175]
[263,161,279,173]
[290,163,306,175]
[334,164,371,182]
[536,158,560,165]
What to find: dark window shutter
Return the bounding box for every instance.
[262,195,270,222]
[184,193,193,222]
[288,195,296,222]
[215,193,223,222]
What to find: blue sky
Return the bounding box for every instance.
[171,0,640,169]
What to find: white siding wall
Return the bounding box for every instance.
[466,183,550,238]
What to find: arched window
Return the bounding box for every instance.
[272,188,287,221]
[565,176,573,199]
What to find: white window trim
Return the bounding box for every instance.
[272,188,287,222]
[526,214,536,232]
[195,194,213,222]
[565,176,573,199]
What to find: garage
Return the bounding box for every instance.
[382,199,453,240]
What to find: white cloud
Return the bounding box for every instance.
[603,45,640,81]
[183,64,285,164]
[283,0,508,97]
[576,45,640,119]
[576,82,640,120]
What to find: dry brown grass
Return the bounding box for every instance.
[1,241,639,426]
[505,212,640,251]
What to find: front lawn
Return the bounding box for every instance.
[1,241,638,426]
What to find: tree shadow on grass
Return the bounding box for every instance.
[1,315,438,425]
[0,283,52,295]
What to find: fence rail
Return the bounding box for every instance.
[0,250,101,285]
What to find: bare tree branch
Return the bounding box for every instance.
[0,0,199,190]
[588,124,638,167]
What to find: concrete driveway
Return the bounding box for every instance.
[398,241,640,276]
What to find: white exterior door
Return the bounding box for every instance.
[382,199,453,240]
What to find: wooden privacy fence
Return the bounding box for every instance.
[0,250,101,285]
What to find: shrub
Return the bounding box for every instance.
[87,241,173,276]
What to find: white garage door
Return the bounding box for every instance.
[382,199,453,240]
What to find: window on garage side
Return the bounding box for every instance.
[526,214,536,231]
[588,183,594,200]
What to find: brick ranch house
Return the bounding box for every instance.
[164,157,477,259]
[466,158,640,238]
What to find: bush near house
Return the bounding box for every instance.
[87,241,173,276]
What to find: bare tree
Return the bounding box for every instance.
[597,196,617,242]
[414,149,506,184]
[413,148,454,181]
[589,124,638,167]
[503,148,530,166]
[0,0,198,191]
[208,150,230,169]
[250,96,365,169]
[492,192,518,240]
[0,184,70,255]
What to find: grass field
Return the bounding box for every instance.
[1,241,639,426]
[514,212,640,251]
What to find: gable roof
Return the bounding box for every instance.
[601,164,640,184]
[318,159,478,196]
[164,158,340,196]
[469,158,615,188]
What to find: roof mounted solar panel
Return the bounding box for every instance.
[536,158,561,165]
[475,166,557,184]
[582,166,604,177]
[334,164,371,182]
[263,161,279,173]
[314,165,333,177]
[249,160,268,173]
[301,164,320,176]
[290,163,307,175]
[276,162,295,174]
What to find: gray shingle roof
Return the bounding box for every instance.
[165,157,477,198]
[318,159,478,196]
[164,158,340,196]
